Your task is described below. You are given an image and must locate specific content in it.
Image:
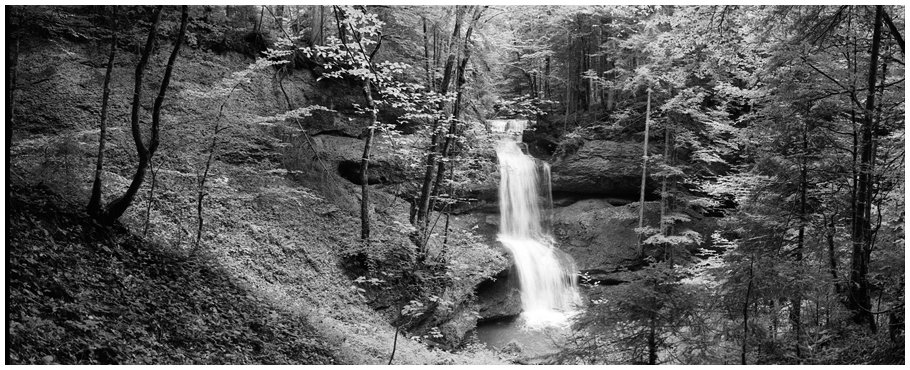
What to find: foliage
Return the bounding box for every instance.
[558,262,713,364]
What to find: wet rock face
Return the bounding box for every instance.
[549,140,650,198]
[474,268,522,322]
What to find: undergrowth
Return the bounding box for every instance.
[7,183,338,365]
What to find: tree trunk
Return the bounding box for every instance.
[333,6,381,242]
[848,5,882,333]
[360,78,377,241]
[415,6,464,232]
[881,9,905,53]
[433,27,439,72]
[564,34,572,135]
[105,6,188,222]
[88,5,118,216]
[360,92,376,240]
[194,120,222,250]
[422,16,434,91]
[826,213,841,293]
[275,5,284,31]
[637,89,651,253]
[791,115,809,362]
[544,56,551,98]
[742,256,754,365]
[415,126,440,231]
[429,6,485,216]
[142,156,160,236]
[659,111,670,260]
[309,6,325,46]
[648,309,657,364]
[100,6,164,222]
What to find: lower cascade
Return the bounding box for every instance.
[493,119,580,329]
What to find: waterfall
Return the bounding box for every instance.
[492,119,579,329]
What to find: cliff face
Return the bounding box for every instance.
[11,37,370,138]
[531,122,718,277]
[549,139,649,198]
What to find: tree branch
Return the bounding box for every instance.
[882,9,905,54]
[802,58,865,110]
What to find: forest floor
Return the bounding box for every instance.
[7,182,339,364]
[5,179,504,365]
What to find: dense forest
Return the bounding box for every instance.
[6,5,904,365]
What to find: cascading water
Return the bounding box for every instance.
[493,119,579,329]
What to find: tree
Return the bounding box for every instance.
[637,88,651,253]
[87,5,118,217]
[427,5,488,247]
[98,6,189,223]
[848,5,883,332]
[414,5,465,237]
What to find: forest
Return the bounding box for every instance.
[5,5,905,365]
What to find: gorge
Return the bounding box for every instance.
[7,5,904,366]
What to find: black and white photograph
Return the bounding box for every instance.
[6,4,905,365]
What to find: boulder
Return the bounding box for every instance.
[549,139,651,198]
[437,305,480,347]
[501,340,524,356]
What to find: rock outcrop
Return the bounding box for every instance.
[549,139,652,198]
[552,198,720,272]
[474,268,522,322]
[552,198,652,271]
[311,134,410,186]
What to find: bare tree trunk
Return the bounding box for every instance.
[825,213,840,293]
[791,115,809,362]
[433,23,440,71]
[104,6,188,222]
[108,7,188,223]
[544,56,551,98]
[275,5,284,31]
[194,119,223,251]
[415,126,440,231]
[100,6,163,222]
[564,34,572,135]
[388,326,400,365]
[422,16,434,92]
[848,5,882,333]
[659,110,670,259]
[742,255,754,365]
[637,89,651,254]
[88,5,118,216]
[142,156,160,236]
[360,79,376,241]
[648,309,657,364]
[308,6,325,46]
[881,9,904,53]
